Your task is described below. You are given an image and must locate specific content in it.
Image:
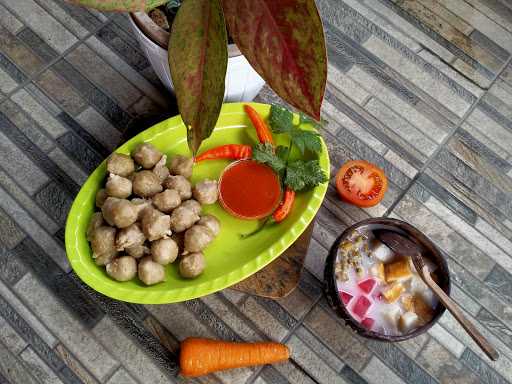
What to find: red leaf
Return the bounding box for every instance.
[168,0,228,155]
[222,0,327,120]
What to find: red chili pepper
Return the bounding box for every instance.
[244,105,274,145]
[195,144,253,162]
[272,188,295,222]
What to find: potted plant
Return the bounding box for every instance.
[69,0,327,155]
[130,2,266,103]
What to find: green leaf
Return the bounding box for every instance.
[168,0,227,155]
[252,143,286,174]
[269,104,293,134]
[67,0,168,11]
[290,129,322,155]
[285,159,328,191]
[299,112,322,128]
[275,145,289,162]
[222,0,327,120]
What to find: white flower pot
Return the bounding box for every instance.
[129,12,265,102]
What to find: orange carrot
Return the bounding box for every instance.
[180,337,290,377]
[244,104,274,145]
[272,188,295,222]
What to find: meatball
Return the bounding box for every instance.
[151,238,179,265]
[152,189,181,213]
[184,225,214,253]
[169,155,193,179]
[102,197,138,228]
[126,244,149,259]
[138,256,166,285]
[107,153,135,177]
[90,226,117,265]
[106,174,132,199]
[180,199,201,215]
[86,212,104,241]
[96,188,108,208]
[179,252,205,279]
[197,214,220,237]
[163,175,192,200]
[152,155,170,183]
[132,170,163,197]
[106,256,137,282]
[115,223,145,251]
[193,179,218,205]
[169,206,199,233]
[130,198,152,220]
[141,208,171,241]
[132,143,162,169]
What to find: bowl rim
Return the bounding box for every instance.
[323,217,451,342]
[218,159,283,220]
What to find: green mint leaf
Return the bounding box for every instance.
[269,104,293,134]
[252,142,286,174]
[290,129,322,155]
[285,159,328,192]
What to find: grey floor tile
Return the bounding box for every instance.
[0,315,27,355]
[35,69,87,116]
[0,277,57,348]
[11,88,67,139]
[361,357,406,384]
[0,25,45,76]
[54,343,100,384]
[461,348,509,384]
[16,27,59,63]
[0,339,40,384]
[92,317,171,384]
[0,245,28,286]
[0,3,23,35]
[20,347,64,384]
[417,338,480,383]
[3,0,77,53]
[65,44,142,110]
[14,274,118,382]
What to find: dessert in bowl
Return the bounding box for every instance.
[324,218,450,341]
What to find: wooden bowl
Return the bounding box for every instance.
[323,218,450,341]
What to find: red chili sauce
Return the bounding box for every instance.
[219,160,281,220]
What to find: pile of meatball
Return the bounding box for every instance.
[86,142,220,285]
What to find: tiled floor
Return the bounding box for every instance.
[0,0,511,383]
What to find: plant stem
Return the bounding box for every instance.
[240,217,273,239]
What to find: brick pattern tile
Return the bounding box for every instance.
[0,0,511,383]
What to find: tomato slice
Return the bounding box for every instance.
[335,160,388,207]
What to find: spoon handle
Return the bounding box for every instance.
[421,266,499,361]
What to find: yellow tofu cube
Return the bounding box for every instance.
[382,282,405,303]
[369,262,385,281]
[385,258,412,283]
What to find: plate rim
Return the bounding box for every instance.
[65,102,330,304]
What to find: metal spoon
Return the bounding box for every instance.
[374,230,499,361]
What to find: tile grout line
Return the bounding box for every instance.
[245,294,323,384]
[1,16,112,101]
[382,54,512,218]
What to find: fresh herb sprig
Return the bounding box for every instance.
[252,104,327,192]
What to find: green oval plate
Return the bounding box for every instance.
[65,102,329,304]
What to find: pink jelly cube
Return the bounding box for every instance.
[352,295,372,319]
[358,278,376,294]
[361,318,375,330]
[339,291,353,305]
